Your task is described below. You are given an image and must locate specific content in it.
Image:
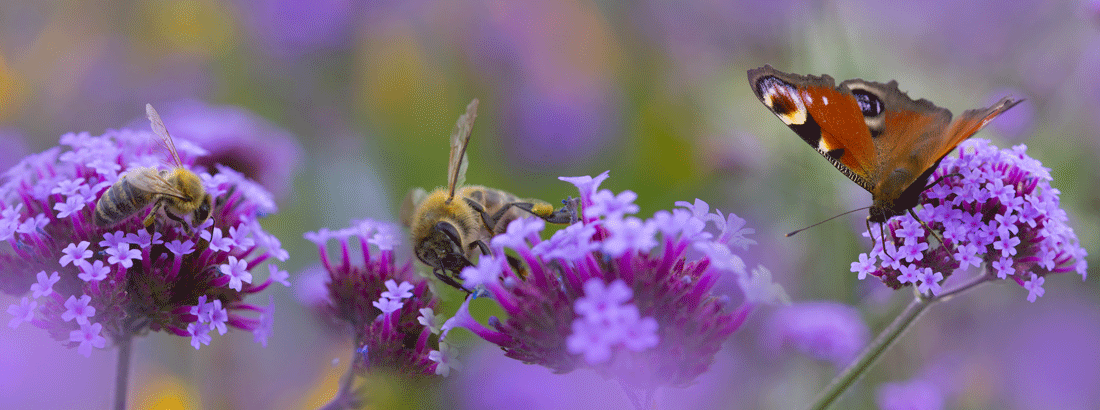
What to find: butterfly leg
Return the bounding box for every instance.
[907,208,948,250]
[874,218,897,261]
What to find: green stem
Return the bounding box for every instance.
[806,273,992,410]
[113,333,133,410]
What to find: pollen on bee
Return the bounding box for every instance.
[531,203,554,217]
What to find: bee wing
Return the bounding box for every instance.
[125,167,189,199]
[146,104,184,168]
[400,187,429,228]
[446,99,479,201]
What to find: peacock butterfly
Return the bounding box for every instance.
[747,65,1023,227]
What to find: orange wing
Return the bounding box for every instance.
[748,65,877,192]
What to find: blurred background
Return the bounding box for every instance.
[1,0,1098,409]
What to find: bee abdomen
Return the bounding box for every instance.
[94,180,151,227]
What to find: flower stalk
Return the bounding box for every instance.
[810,265,995,410]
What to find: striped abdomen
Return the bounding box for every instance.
[93,177,155,227]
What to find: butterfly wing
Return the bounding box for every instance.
[748,65,878,192]
[446,99,479,201]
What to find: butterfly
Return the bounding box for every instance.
[747,65,1022,234]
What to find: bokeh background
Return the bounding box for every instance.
[1,1,1098,409]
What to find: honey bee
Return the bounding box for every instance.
[400,99,578,291]
[93,104,213,234]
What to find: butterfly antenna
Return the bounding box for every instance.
[785,206,872,237]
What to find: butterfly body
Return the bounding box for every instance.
[747,65,1022,223]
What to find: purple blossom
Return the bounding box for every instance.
[304,218,442,377]
[202,227,236,253]
[76,260,110,282]
[917,269,945,296]
[490,217,546,250]
[69,322,107,357]
[1024,274,1045,302]
[461,255,505,288]
[52,196,85,218]
[59,242,93,267]
[30,271,60,298]
[165,240,195,255]
[586,190,640,219]
[380,280,414,301]
[7,297,36,329]
[600,216,658,257]
[124,230,163,248]
[187,322,212,350]
[428,343,461,377]
[61,295,96,325]
[0,112,287,357]
[219,256,252,291]
[448,172,780,390]
[253,296,275,347]
[105,243,142,269]
[268,264,290,287]
[98,231,127,250]
[372,297,403,315]
[852,140,1087,301]
[850,253,877,280]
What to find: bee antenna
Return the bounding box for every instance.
[785,206,872,237]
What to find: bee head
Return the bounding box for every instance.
[415,221,470,271]
[192,193,214,225]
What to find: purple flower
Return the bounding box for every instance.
[447,172,783,390]
[0,112,288,357]
[380,279,414,301]
[219,256,252,291]
[61,295,96,325]
[76,260,109,282]
[7,297,36,329]
[30,271,60,298]
[268,264,290,287]
[853,139,1087,301]
[763,301,870,368]
[201,227,235,253]
[105,243,142,269]
[428,342,461,377]
[69,322,107,358]
[1024,274,1045,303]
[305,218,443,377]
[59,242,93,267]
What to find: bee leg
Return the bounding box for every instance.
[462,198,498,232]
[545,197,580,224]
[470,239,491,256]
[143,201,166,233]
[162,209,193,235]
[433,268,472,295]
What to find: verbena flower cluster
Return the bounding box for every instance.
[305,219,452,377]
[2,127,288,356]
[850,139,1087,302]
[446,171,787,390]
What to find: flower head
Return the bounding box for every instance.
[305,218,443,377]
[0,113,288,356]
[447,171,782,390]
[852,140,1087,302]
